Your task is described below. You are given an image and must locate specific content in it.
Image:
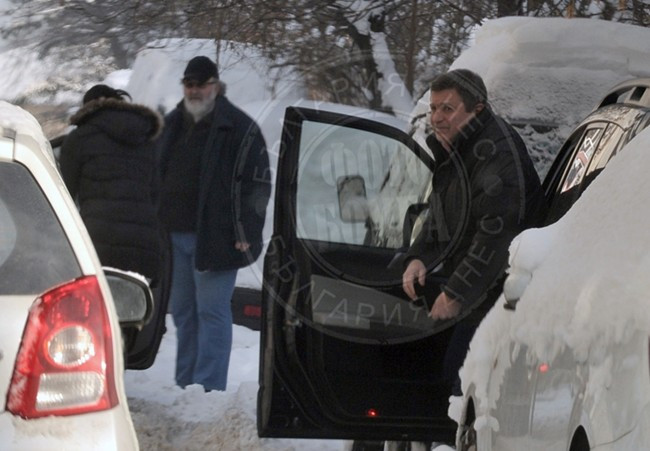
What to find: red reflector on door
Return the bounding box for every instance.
[243,305,261,317]
[366,408,379,418]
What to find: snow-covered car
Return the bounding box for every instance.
[257,77,650,447]
[0,101,154,450]
[455,80,650,450]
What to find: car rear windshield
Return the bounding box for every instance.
[0,162,81,295]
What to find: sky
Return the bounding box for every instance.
[3,13,650,451]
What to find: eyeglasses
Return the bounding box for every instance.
[181,80,217,89]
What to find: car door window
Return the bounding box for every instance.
[615,110,650,156]
[259,108,459,441]
[580,123,623,190]
[296,120,431,249]
[560,127,603,194]
[546,125,604,222]
[0,162,80,295]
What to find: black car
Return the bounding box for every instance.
[257,78,650,447]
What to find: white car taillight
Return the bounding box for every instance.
[6,276,118,418]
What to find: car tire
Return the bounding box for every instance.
[569,428,589,451]
[458,402,477,451]
[351,440,385,451]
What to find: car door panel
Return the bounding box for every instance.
[259,107,459,443]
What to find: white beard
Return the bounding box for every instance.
[184,93,216,122]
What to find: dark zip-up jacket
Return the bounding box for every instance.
[157,95,271,271]
[60,98,164,280]
[405,106,546,319]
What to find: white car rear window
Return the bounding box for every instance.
[0,162,80,294]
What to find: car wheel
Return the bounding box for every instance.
[458,424,477,451]
[569,427,589,451]
[351,440,385,451]
[458,403,477,451]
[353,441,428,451]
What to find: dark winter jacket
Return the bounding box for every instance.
[405,106,546,320]
[60,98,164,281]
[157,95,271,271]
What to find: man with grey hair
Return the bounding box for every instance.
[157,56,271,392]
[402,69,546,396]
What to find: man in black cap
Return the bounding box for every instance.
[157,55,271,392]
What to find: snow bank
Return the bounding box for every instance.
[125,317,345,451]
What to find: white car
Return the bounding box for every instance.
[455,82,650,450]
[0,101,153,450]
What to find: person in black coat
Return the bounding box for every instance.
[157,56,271,392]
[60,84,164,282]
[401,69,546,395]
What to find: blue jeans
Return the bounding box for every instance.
[169,232,237,391]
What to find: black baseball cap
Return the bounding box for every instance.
[182,56,219,84]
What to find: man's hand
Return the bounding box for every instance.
[235,241,250,252]
[430,291,461,320]
[402,259,427,300]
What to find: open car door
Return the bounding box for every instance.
[258,106,459,443]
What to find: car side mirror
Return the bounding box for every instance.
[104,268,154,329]
[337,175,369,223]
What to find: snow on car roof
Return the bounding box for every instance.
[452,16,650,128]
[0,101,53,163]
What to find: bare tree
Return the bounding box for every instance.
[3,0,185,67]
[4,0,650,110]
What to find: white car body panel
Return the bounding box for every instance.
[0,106,138,450]
[0,296,34,407]
[471,322,650,450]
[0,408,137,450]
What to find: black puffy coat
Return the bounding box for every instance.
[406,107,546,319]
[60,98,164,281]
[157,95,271,271]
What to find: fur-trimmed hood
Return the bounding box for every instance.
[70,97,163,144]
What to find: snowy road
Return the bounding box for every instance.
[124,316,346,450]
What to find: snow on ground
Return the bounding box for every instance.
[125,317,454,450]
[124,316,346,451]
